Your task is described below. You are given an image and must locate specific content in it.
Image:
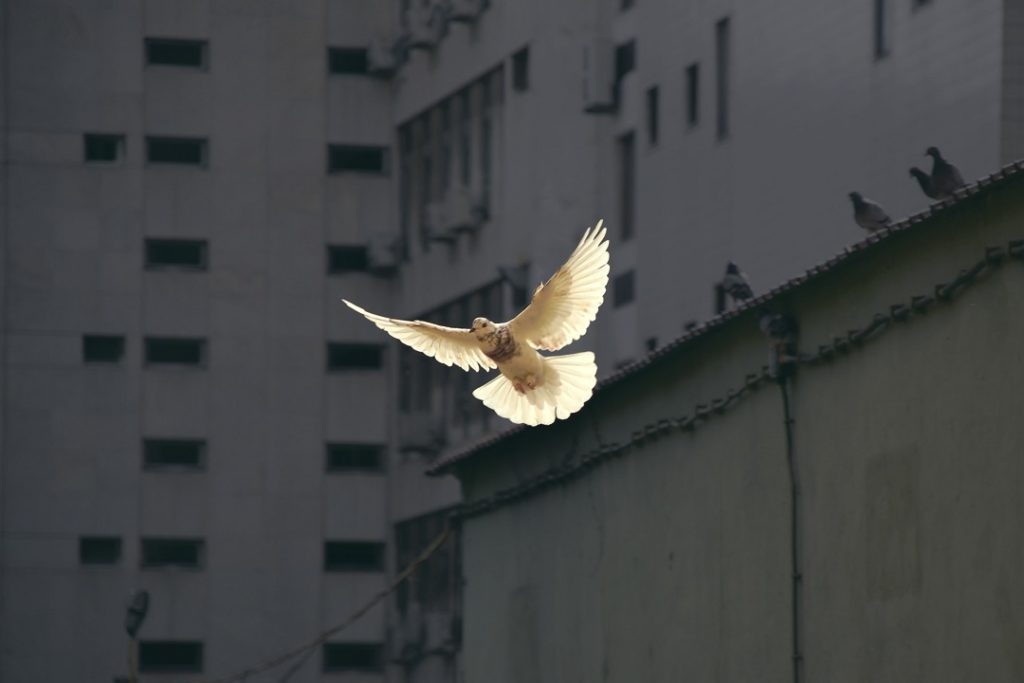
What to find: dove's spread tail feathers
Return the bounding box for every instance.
[472,352,597,426]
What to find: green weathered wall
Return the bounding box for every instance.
[455,176,1024,683]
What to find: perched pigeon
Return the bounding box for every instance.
[343,222,610,426]
[721,262,753,303]
[925,146,965,198]
[909,167,940,200]
[848,192,891,232]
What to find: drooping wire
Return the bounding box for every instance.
[182,521,453,683]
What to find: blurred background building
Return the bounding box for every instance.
[0,0,1019,681]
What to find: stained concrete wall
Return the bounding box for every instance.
[453,174,1024,683]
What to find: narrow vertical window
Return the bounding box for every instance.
[439,101,452,197]
[646,86,659,145]
[399,125,413,260]
[457,90,472,187]
[613,270,636,307]
[511,46,530,91]
[479,77,493,212]
[686,63,700,127]
[715,17,731,140]
[418,115,433,249]
[613,40,636,105]
[617,132,636,241]
[874,0,891,59]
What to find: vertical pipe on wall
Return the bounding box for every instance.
[779,379,803,683]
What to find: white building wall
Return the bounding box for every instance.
[1,0,395,681]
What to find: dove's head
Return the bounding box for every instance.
[925,146,941,159]
[848,191,863,205]
[471,317,497,340]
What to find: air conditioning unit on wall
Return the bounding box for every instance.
[408,2,446,51]
[367,35,398,76]
[445,184,484,233]
[425,201,458,244]
[367,231,400,274]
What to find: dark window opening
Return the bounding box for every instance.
[511,46,530,91]
[141,538,204,569]
[613,270,635,307]
[646,86,659,145]
[84,134,124,162]
[145,38,207,68]
[146,137,207,166]
[327,343,383,371]
[617,132,635,241]
[328,47,369,74]
[323,643,384,673]
[144,338,206,366]
[613,40,636,104]
[138,641,204,673]
[715,17,731,140]
[326,443,385,472]
[83,335,125,363]
[874,0,890,59]
[145,238,208,270]
[686,63,700,126]
[144,439,205,470]
[79,536,122,565]
[327,245,370,274]
[324,541,385,572]
[328,145,387,174]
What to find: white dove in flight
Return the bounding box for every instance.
[342,221,610,426]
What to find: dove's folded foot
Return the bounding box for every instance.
[513,381,526,394]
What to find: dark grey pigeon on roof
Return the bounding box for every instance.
[721,262,753,302]
[909,167,940,200]
[925,146,965,198]
[848,192,891,232]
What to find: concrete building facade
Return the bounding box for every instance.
[0,0,1022,681]
[434,166,1024,683]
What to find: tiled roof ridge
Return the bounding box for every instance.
[427,158,1024,475]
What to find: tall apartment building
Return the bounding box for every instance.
[1,0,1020,682]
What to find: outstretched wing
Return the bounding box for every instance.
[507,221,610,351]
[342,299,496,372]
